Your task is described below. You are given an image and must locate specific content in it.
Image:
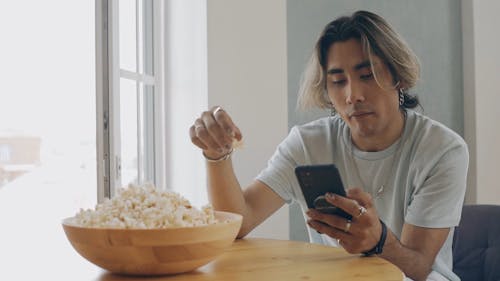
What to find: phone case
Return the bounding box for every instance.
[295,164,352,219]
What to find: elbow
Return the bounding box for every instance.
[236,224,252,239]
[410,271,432,281]
[235,216,257,239]
[410,272,431,281]
[236,232,248,239]
[406,263,433,281]
[420,266,434,281]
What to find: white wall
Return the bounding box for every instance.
[462,0,500,204]
[207,0,289,239]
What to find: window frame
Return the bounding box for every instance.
[95,0,165,202]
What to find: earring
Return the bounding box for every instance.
[399,88,405,106]
[328,102,336,116]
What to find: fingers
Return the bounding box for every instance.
[307,219,347,239]
[189,106,242,157]
[189,125,208,150]
[211,106,242,141]
[323,189,372,221]
[201,110,233,149]
[347,188,373,209]
[307,208,354,233]
[306,207,378,254]
[307,189,381,254]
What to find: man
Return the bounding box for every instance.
[189,11,468,281]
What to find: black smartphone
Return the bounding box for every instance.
[295,164,352,220]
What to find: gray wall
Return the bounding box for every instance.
[287,0,463,241]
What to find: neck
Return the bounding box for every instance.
[351,110,406,152]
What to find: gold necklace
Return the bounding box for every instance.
[349,113,406,199]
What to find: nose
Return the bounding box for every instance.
[345,81,365,104]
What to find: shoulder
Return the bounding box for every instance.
[282,116,344,164]
[406,110,468,163]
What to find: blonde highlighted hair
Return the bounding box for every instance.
[297,10,420,110]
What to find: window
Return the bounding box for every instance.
[0,0,99,274]
[0,0,208,276]
[97,0,208,206]
[0,1,96,212]
[96,0,165,201]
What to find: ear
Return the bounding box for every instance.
[396,81,408,91]
[323,89,334,107]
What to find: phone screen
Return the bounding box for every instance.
[295,164,352,219]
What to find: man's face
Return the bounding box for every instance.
[325,38,401,143]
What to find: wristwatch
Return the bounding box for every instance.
[362,219,388,256]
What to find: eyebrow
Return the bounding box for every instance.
[326,60,372,75]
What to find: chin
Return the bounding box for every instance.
[352,125,377,138]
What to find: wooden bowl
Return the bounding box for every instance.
[62,211,242,276]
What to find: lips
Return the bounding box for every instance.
[349,111,373,118]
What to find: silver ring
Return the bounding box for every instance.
[357,206,367,218]
[213,106,223,116]
[344,220,352,232]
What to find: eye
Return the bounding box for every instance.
[360,73,373,80]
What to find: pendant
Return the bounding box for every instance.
[376,185,384,197]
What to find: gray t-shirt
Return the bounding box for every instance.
[256,110,468,281]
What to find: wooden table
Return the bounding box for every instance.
[96,238,403,281]
[0,181,402,280]
[0,217,403,281]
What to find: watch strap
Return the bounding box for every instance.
[362,219,387,256]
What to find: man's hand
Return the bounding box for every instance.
[306,188,382,253]
[189,106,242,160]
[306,187,450,281]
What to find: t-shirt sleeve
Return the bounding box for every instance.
[255,126,305,204]
[405,142,469,228]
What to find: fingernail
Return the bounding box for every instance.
[217,148,224,154]
[225,144,231,150]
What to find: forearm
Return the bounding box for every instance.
[206,159,250,237]
[379,231,433,281]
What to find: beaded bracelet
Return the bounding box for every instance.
[203,148,234,163]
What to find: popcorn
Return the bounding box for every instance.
[72,183,216,228]
[232,137,244,149]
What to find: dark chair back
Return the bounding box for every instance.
[453,204,500,281]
